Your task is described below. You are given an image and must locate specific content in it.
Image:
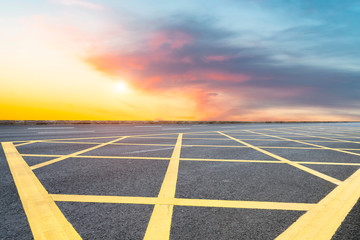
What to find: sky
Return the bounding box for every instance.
[1,0,359,121]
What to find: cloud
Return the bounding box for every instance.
[83,15,360,120]
[52,0,104,10]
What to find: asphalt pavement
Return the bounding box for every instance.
[1,122,360,239]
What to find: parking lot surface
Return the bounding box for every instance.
[1,123,360,239]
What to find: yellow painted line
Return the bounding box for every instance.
[41,140,176,147]
[214,139,344,143]
[34,135,125,142]
[24,154,170,160]
[183,144,247,148]
[182,158,360,166]
[272,128,359,139]
[10,125,298,143]
[76,155,170,160]
[21,153,64,158]
[45,141,101,145]
[51,194,157,205]
[50,194,314,211]
[334,136,360,139]
[247,130,360,158]
[153,134,183,198]
[268,129,360,144]
[144,133,183,240]
[136,137,231,140]
[173,198,314,211]
[299,161,360,166]
[183,158,360,166]
[276,167,360,240]
[30,136,128,170]
[291,161,360,166]
[183,133,225,136]
[259,146,322,149]
[127,137,178,139]
[225,138,290,141]
[219,132,342,186]
[340,148,360,151]
[21,153,170,160]
[114,143,175,146]
[225,134,273,137]
[183,137,232,140]
[288,129,349,137]
[182,144,321,149]
[21,153,360,166]
[41,141,319,150]
[181,158,280,163]
[14,140,40,147]
[306,140,351,143]
[11,131,176,143]
[18,140,333,150]
[2,142,81,240]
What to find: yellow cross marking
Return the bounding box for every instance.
[143,133,183,240]
[30,136,128,170]
[9,126,300,144]
[2,142,81,240]
[50,194,315,211]
[285,128,352,137]
[246,130,360,158]
[268,128,360,144]
[218,132,342,185]
[20,153,360,166]
[4,125,360,240]
[276,167,360,240]
[18,140,337,150]
[45,141,176,147]
[22,153,170,160]
[14,140,40,147]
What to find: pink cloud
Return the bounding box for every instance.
[86,52,250,89]
[199,71,250,82]
[88,54,146,74]
[205,55,234,62]
[81,22,357,121]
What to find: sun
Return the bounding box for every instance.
[114,81,131,94]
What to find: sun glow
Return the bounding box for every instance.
[114,81,131,94]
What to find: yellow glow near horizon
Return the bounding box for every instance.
[0,25,196,121]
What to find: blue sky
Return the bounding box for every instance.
[1,0,359,120]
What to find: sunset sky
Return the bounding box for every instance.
[1,0,359,121]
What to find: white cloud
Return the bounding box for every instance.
[52,0,104,11]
